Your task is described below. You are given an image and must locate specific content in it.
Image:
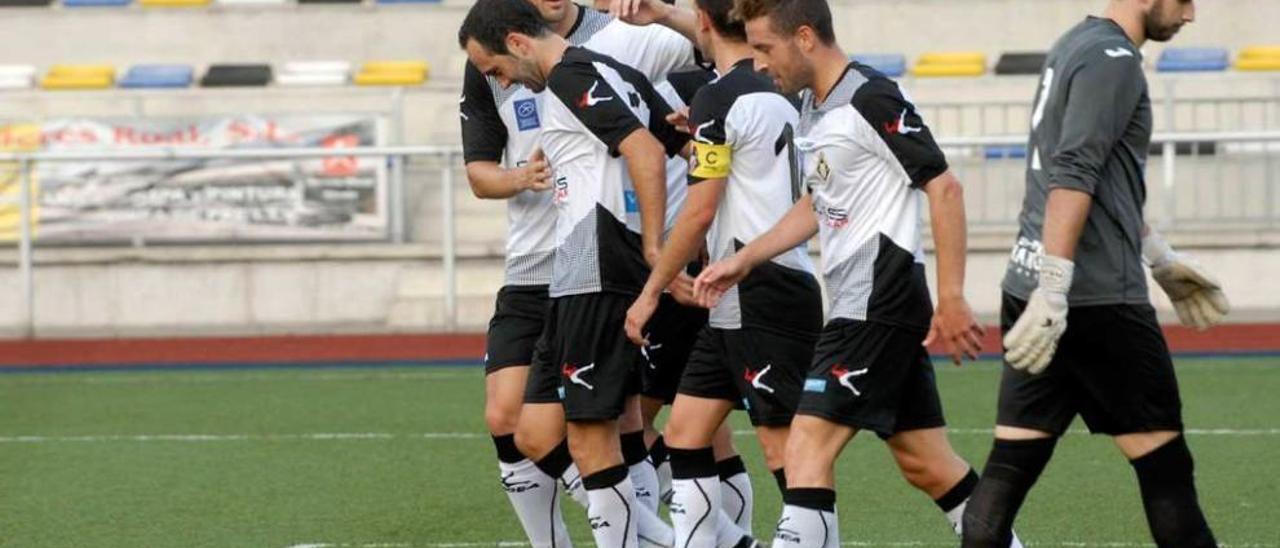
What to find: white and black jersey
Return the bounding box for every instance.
[459,7,695,287]
[797,63,949,330]
[687,59,820,335]
[542,46,690,298]
[652,69,715,233]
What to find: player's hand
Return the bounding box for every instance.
[666,107,691,134]
[1143,232,1231,330]
[610,0,672,26]
[667,272,699,307]
[625,291,660,346]
[515,148,552,192]
[693,256,750,308]
[924,295,986,366]
[1003,255,1073,374]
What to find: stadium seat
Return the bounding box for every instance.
[1157,48,1228,72]
[0,0,52,6]
[0,65,35,89]
[200,64,272,87]
[120,64,193,88]
[912,52,987,78]
[41,64,115,90]
[851,54,906,77]
[138,0,209,6]
[984,145,1028,160]
[354,60,428,86]
[994,52,1046,75]
[297,0,361,4]
[277,61,350,87]
[217,0,286,5]
[1236,45,1280,71]
[63,0,132,6]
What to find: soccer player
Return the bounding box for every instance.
[697,0,1021,545]
[459,0,693,545]
[622,0,823,545]
[962,1,1228,546]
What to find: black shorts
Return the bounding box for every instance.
[521,292,644,421]
[678,326,816,426]
[997,292,1184,436]
[640,294,709,404]
[797,319,945,439]
[484,285,550,374]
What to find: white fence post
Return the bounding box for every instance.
[18,158,34,339]
[441,152,458,332]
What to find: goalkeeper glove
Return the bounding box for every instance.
[1143,230,1230,331]
[1004,255,1073,375]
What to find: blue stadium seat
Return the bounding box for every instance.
[63,0,131,6]
[120,65,194,88]
[851,53,906,77]
[1157,47,1229,72]
[984,145,1027,160]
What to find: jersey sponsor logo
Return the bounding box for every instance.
[578,81,614,108]
[690,142,732,179]
[883,108,924,136]
[743,364,775,394]
[1008,236,1045,278]
[1104,47,1135,58]
[803,378,827,393]
[820,206,849,229]
[513,98,540,131]
[553,175,569,204]
[693,120,716,143]
[830,364,869,396]
[623,189,639,213]
[500,471,540,494]
[458,95,468,121]
[562,362,596,390]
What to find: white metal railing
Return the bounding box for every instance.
[2,131,1279,335]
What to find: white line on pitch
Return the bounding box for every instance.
[5,428,1280,444]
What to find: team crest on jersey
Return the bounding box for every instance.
[814,152,831,182]
[821,206,849,229]
[513,98,540,131]
[553,175,569,204]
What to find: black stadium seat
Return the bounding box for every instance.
[995,52,1047,75]
[0,0,53,6]
[200,64,273,87]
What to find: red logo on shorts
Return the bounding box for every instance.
[743,364,775,394]
[562,362,596,390]
[830,364,869,397]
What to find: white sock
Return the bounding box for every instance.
[715,509,755,548]
[657,458,674,506]
[585,468,641,548]
[671,476,721,547]
[629,459,662,513]
[718,468,754,535]
[561,463,589,509]
[637,500,676,548]
[773,502,838,548]
[500,459,574,548]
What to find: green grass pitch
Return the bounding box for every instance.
[2,358,1278,547]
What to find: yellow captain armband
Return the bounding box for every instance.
[690,142,732,179]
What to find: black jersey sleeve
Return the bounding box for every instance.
[547,61,645,157]
[1050,44,1146,195]
[460,61,507,164]
[686,83,734,184]
[851,78,949,189]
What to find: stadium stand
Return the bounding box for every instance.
[1236,45,1280,71]
[851,53,906,77]
[994,52,1046,75]
[277,61,351,87]
[200,64,272,87]
[1157,47,1229,72]
[354,60,428,86]
[40,64,115,90]
[119,64,194,88]
[912,51,987,77]
[0,65,36,90]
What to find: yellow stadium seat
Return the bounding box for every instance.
[912,63,986,77]
[47,64,115,79]
[139,0,210,6]
[354,71,427,86]
[1236,58,1280,71]
[41,67,114,90]
[361,60,429,75]
[1239,46,1280,59]
[917,52,987,66]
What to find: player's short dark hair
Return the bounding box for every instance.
[457,0,551,55]
[696,0,747,42]
[732,0,835,44]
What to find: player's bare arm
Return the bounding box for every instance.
[920,170,986,365]
[610,0,699,42]
[693,194,818,308]
[464,148,553,199]
[617,128,669,266]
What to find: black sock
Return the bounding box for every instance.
[784,487,835,512]
[717,456,748,480]
[935,468,980,513]
[668,446,717,479]
[961,437,1057,547]
[649,435,669,465]
[533,439,574,479]
[621,431,649,467]
[491,434,525,464]
[1131,436,1217,548]
[772,468,788,494]
[582,464,631,490]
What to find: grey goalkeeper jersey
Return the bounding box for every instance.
[1002,16,1153,306]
